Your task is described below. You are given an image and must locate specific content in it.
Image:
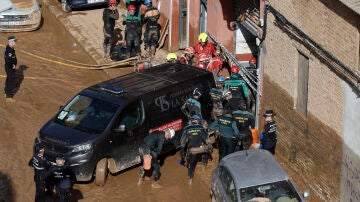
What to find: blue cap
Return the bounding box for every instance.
[217,76,225,82]
[144,0,152,5]
[191,115,201,121]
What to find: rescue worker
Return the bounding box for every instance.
[209,76,226,120]
[207,53,223,80]
[4,36,17,102]
[209,108,239,160]
[48,154,75,202]
[224,65,250,111]
[195,53,210,70]
[179,47,195,65]
[102,0,119,57]
[123,5,141,59]
[181,88,202,122]
[143,0,160,56]
[28,144,51,202]
[126,0,143,20]
[232,102,255,151]
[166,53,178,63]
[249,57,257,68]
[180,115,209,185]
[194,32,216,57]
[138,128,175,188]
[259,110,277,155]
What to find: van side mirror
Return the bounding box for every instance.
[303,189,310,198]
[113,124,126,133]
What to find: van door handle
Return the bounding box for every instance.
[109,140,112,144]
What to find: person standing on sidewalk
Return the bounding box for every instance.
[103,0,119,58]
[143,0,160,56]
[4,36,17,102]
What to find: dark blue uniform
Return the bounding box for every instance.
[209,87,225,119]
[180,124,208,179]
[49,164,74,202]
[139,130,166,181]
[232,110,255,150]
[181,98,202,121]
[209,114,239,160]
[260,120,277,155]
[28,154,50,202]
[4,45,17,98]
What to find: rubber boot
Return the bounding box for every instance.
[188,177,193,185]
[137,177,144,186]
[151,181,162,188]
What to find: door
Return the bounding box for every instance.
[110,100,147,171]
[179,0,188,49]
[200,0,207,33]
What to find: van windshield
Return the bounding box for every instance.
[240,180,302,202]
[55,95,118,134]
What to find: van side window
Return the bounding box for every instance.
[119,101,143,128]
[219,166,238,201]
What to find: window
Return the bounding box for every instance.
[119,101,143,128]
[296,51,309,116]
[219,166,238,201]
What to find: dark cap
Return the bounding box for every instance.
[263,110,275,117]
[35,144,45,153]
[8,36,17,42]
[56,154,65,160]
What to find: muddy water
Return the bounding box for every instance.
[0,6,215,202]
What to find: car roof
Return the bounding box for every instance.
[220,150,290,189]
[88,63,212,98]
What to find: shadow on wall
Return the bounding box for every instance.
[0,172,15,202]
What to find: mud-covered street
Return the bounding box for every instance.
[0,6,217,202]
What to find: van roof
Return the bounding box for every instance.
[88,63,213,97]
[220,150,290,189]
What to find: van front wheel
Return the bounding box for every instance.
[95,158,108,186]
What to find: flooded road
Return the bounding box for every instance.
[0,5,215,202]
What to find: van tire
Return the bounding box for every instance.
[61,0,72,12]
[95,158,108,186]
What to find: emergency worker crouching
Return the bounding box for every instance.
[123,4,141,59]
[180,115,210,185]
[209,108,239,160]
[143,0,160,56]
[194,32,216,57]
[28,144,51,202]
[232,103,255,151]
[179,47,195,65]
[224,65,250,111]
[138,128,175,188]
[48,154,75,202]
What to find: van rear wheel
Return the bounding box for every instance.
[95,158,108,186]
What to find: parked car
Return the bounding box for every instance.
[211,150,310,202]
[61,0,117,12]
[0,0,41,32]
[33,63,215,186]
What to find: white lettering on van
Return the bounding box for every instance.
[155,95,170,112]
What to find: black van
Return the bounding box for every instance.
[34,63,215,186]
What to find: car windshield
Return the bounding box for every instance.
[55,95,118,134]
[240,180,302,202]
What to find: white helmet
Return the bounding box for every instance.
[167,128,175,139]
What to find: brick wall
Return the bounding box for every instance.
[263,0,360,201]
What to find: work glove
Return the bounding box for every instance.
[178,158,185,166]
[259,134,264,140]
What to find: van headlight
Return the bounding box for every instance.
[72,144,92,153]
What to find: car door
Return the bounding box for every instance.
[110,100,148,171]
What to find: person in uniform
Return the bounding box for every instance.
[181,88,202,122]
[260,110,277,155]
[102,0,119,57]
[209,76,227,120]
[180,115,209,185]
[179,47,195,65]
[232,103,255,151]
[123,5,142,58]
[143,0,160,56]
[4,36,18,102]
[137,128,175,188]
[28,144,51,202]
[48,154,75,202]
[209,108,239,160]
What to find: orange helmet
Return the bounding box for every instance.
[184,47,194,54]
[198,53,210,62]
[109,0,117,6]
[249,57,256,64]
[128,4,136,11]
[231,65,239,73]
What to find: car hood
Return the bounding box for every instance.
[0,0,39,15]
[40,121,97,146]
[0,0,12,13]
